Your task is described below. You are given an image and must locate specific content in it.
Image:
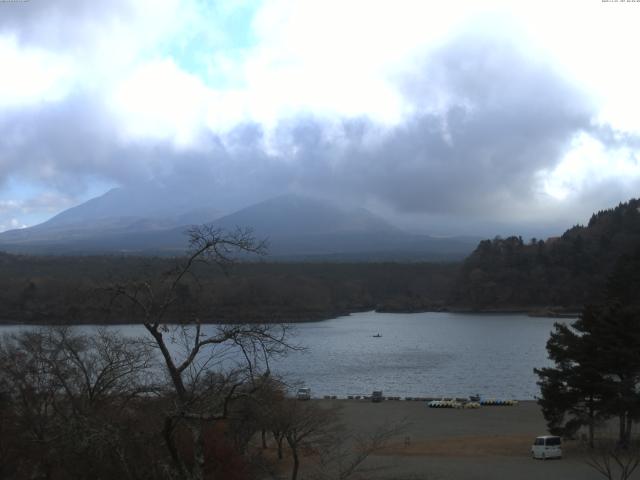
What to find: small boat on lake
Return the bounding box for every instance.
[372,333,382,338]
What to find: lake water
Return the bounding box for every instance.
[0,311,569,400]
[276,311,566,400]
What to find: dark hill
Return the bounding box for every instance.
[451,198,640,310]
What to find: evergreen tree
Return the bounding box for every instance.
[582,303,640,448]
[535,250,640,448]
[535,312,608,447]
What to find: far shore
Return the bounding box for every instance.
[0,305,581,327]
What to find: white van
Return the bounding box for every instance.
[296,387,311,400]
[531,435,562,459]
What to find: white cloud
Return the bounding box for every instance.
[0,200,20,213]
[0,190,81,230]
[511,1,640,134]
[539,132,640,201]
[2,0,638,140]
[110,59,213,147]
[0,35,73,107]
[0,218,26,233]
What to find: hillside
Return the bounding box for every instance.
[0,183,223,245]
[451,198,640,311]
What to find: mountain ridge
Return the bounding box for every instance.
[0,192,479,260]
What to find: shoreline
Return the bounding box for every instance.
[317,396,536,403]
[379,305,581,317]
[0,305,581,326]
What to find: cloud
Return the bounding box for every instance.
[0,95,132,191]
[0,1,638,234]
[0,36,73,108]
[258,35,595,218]
[0,193,74,216]
[0,218,26,233]
[538,132,640,218]
[0,192,75,232]
[0,30,632,227]
[0,0,181,55]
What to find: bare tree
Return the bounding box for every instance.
[43,328,155,410]
[320,420,408,480]
[263,396,405,480]
[110,225,296,480]
[0,327,159,480]
[277,400,340,480]
[586,439,640,480]
[259,383,290,460]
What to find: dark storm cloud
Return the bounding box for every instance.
[0,96,149,192]
[0,96,292,214]
[2,30,635,230]
[271,35,596,216]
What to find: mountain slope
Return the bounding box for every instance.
[45,183,223,227]
[0,193,479,259]
[204,195,479,259]
[210,194,397,236]
[0,183,223,245]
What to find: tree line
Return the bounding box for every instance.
[452,198,640,310]
[0,252,457,325]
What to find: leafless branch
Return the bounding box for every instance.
[586,439,640,480]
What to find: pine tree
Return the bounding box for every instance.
[535,313,608,447]
[535,250,640,447]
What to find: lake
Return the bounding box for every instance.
[0,311,569,400]
[277,311,566,400]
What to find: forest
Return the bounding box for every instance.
[451,198,640,312]
[0,253,457,324]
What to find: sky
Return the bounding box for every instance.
[0,0,639,236]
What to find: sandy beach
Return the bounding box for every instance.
[308,399,608,480]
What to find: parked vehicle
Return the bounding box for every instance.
[296,387,311,400]
[531,435,562,459]
[371,390,384,402]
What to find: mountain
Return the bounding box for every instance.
[206,194,478,259]
[0,183,224,242]
[45,184,208,226]
[0,182,224,249]
[451,198,640,310]
[211,194,395,237]
[0,192,479,260]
